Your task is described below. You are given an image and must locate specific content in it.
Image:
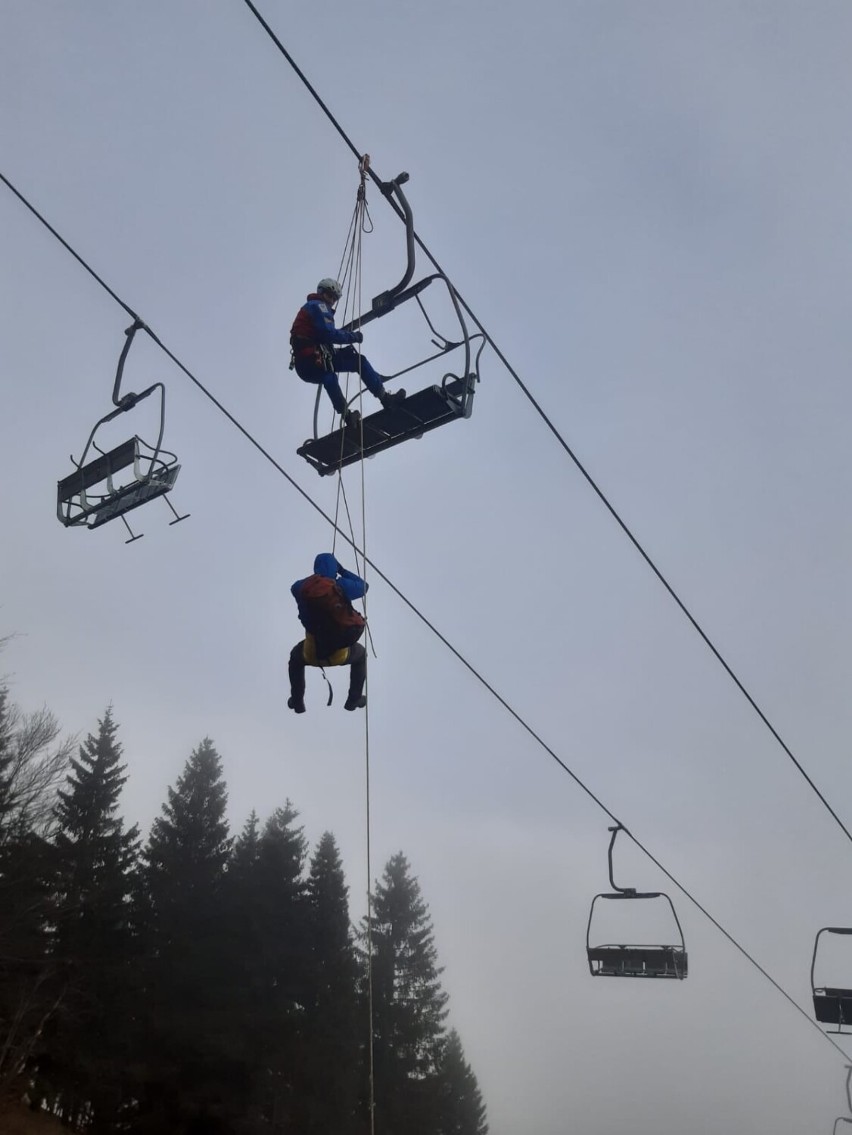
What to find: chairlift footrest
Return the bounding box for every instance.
[297,376,474,476]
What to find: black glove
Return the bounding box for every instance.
[351,330,364,344]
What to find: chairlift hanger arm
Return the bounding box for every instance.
[606,823,636,895]
[340,168,418,326]
[377,172,414,303]
[112,318,146,407]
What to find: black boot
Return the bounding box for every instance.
[342,408,361,430]
[288,695,306,714]
[345,644,367,711]
[379,388,406,408]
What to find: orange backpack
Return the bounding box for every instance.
[298,574,366,654]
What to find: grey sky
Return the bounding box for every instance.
[3,2,852,1132]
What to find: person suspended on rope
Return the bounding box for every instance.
[289,277,406,428]
[288,552,369,714]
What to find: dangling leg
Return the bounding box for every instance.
[344,643,367,711]
[288,642,307,713]
[333,347,406,408]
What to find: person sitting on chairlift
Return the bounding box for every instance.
[290,278,405,428]
[288,552,369,714]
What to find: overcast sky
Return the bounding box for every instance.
[4,2,852,1132]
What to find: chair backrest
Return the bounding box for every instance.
[57,437,138,500]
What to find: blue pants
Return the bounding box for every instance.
[295,346,385,414]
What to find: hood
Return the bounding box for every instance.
[306,292,321,301]
[313,553,339,578]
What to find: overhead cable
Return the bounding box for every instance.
[1,165,847,1062]
[236,0,852,852]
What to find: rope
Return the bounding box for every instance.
[327,158,377,1129]
[2,169,849,1064]
[352,157,377,1135]
[332,159,372,556]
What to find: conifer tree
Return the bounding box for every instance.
[145,736,231,912]
[230,810,261,883]
[435,1030,489,1135]
[368,852,449,1135]
[297,831,361,1135]
[137,738,241,1131]
[248,803,309,1129]
[43,708,140,1128]
[53,707,140,942]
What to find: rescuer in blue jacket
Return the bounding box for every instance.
[288,552,368,713]
[290,278,406,426]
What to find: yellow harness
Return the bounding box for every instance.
[302,633,350,668]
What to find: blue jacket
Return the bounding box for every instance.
[291,552,368,632]
[290,294,359,352]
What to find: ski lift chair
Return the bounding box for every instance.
[832,1066,852,1132]
[586,825,688,980]
[56,320,188,542]
[297,173,485,475]
[812,928,852,1032]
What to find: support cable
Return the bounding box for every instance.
[1,165,847,1062]
[235,0,852,850]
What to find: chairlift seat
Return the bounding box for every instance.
[298,375,475,476]
[57,436,180,529]
[814,988,852,1026]
[587,944,688,979]
[89,464,180,528]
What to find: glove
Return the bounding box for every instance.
[351,330,364,344]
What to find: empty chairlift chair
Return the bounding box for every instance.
[56,320,187,542]
[812,928,852,1032]
[586,824,688,980]
[297,172,486,475]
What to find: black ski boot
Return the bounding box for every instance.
[379,388,406,409]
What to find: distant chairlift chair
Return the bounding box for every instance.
[812,928,852,1033]
[56,320,188,542]
[832,1064,852,1133]
[297,172,486,475]
[586,824,688,980]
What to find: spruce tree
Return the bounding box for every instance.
[249,803,309,1129]
[435,1030,489,1135]
[230,810,261,883]
[368,852,449,1135]
[297,831,361,1135]
[43,708,140,1129]
[137,738,241,1132]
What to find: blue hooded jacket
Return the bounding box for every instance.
[291,553,368,633]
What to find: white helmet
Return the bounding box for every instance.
[317,277,343,299]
